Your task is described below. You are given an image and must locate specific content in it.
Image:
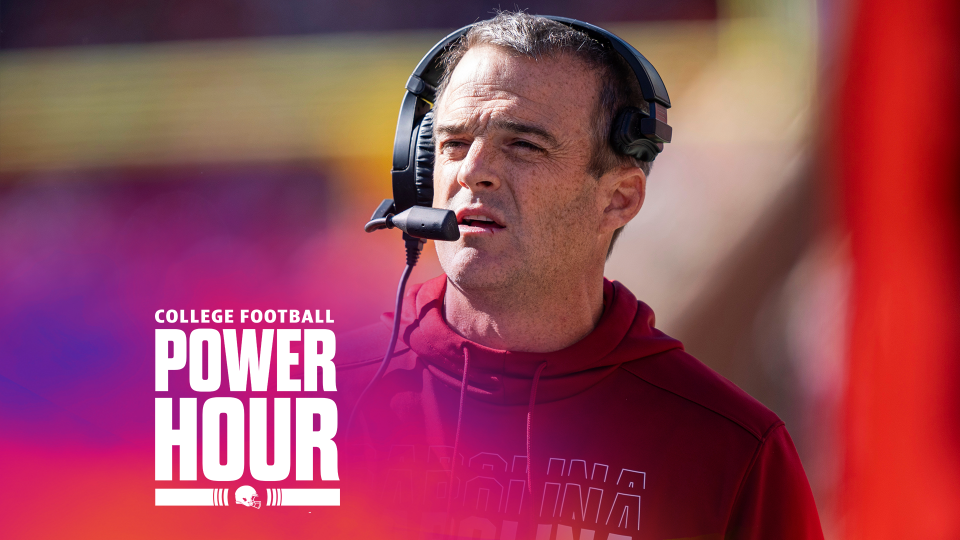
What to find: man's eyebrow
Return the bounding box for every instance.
[433,119,559,147]
[493,119,559,147]
[434,122,469,138]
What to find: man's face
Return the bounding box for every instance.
[432,45,610,293]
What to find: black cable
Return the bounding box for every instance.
[345,236,423,441]
[363,216,391,233]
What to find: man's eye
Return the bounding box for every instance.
[511,140,543,152]
[440,140,468,153]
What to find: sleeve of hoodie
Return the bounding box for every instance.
[724,424,824,540]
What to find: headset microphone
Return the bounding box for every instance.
[364,201,460,241]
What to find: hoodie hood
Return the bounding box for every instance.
[388,275,683,406]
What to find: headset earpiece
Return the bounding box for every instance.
[413,109,436,207]
[622,138,661,164]
[611,107,664,163]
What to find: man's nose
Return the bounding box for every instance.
[456,141,502,192]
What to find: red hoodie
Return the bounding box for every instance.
[337,276,823,540]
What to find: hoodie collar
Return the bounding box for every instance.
[392,275,682,405]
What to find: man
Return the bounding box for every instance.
[339,12,823,540]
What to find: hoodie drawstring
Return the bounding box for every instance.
[527,361,547,495]
[445,353,546,526]
[447,346,471,516]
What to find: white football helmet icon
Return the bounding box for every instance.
[235,485,261,509]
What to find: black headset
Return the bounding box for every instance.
[381,15,673,220]
[351,17,673,439]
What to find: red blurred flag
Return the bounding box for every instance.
[838,0,960,537]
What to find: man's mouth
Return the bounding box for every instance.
[458,214,505,232]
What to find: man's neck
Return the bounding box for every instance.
[442,273,605,353]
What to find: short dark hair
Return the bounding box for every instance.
[434,12,652,257]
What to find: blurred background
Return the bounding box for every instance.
[1,0,957,538]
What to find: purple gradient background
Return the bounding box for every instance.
[0,165,421,538]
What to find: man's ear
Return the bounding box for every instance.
[599,164,646,234]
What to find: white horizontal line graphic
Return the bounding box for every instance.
[154,488,339,506]
[155,488,230,506]
[265,488,340,506]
